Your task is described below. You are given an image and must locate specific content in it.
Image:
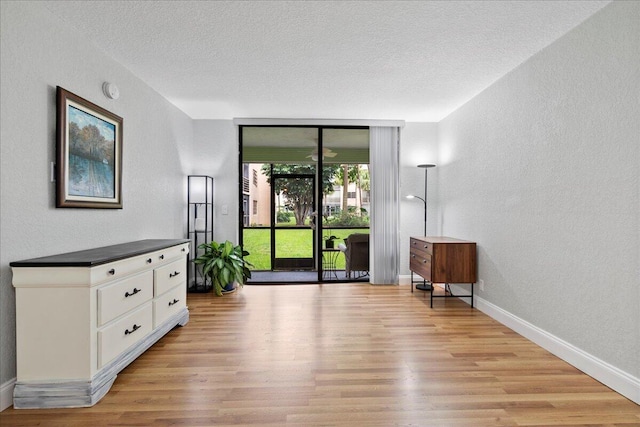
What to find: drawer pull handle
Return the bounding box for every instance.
[181,248,186,252]
[168,298,180,307]
[423,260,427,263]
[159,255,165,260]
[108,269,116,275]
[125,288,141,297]
[124,324,141,335]
[169,271,181,278]
[424,245,428,248]
[146,258,152,264]
[411,254,415,258]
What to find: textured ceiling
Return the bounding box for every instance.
[43,0,610,121]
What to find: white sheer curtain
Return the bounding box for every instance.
[369,127,400,285]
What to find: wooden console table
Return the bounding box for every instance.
[410,236,477,308]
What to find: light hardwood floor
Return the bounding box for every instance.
[1,283,638,426]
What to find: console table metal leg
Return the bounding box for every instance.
[430,282,475,308]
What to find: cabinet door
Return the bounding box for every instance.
[430,243,477,283]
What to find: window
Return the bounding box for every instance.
[243,165,250,193]
[252,200,258,215]
[243,195,249,226]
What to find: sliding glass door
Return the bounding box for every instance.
[240,126,370,283]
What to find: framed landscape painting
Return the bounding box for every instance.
[56,87,123,208]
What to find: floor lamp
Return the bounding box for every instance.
[407,163,436,291]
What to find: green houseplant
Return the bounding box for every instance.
[324,235,338,249]
[193,240,253,296]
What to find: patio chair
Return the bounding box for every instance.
[338,233,369,279]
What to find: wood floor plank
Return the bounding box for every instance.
[1,283,638,426]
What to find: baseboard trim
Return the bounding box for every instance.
[1,378,16,412]
[475,296,640,405]
[399,275,411,285]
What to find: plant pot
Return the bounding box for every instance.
[220,282,238,294]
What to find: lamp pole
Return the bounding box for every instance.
[408,195,427,235]
[407,164,436,292]
[417,164,436,236]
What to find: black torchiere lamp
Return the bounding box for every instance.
[406,163,436,291]
[406,163,436,236]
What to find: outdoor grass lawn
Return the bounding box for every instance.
[243,228,367,270]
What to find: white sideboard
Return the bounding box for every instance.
[10,239,191,409]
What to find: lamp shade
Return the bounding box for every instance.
[194,217,206,232]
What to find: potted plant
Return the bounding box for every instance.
[324,235,338,249]
[193,240,253,296]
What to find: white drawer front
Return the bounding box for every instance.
[98,270,153,326]
[92,255,155,286]
[98,302,153,368]
[153,244,189,265]
[154,259,186,296]
[154,283,187,328]
[91,243,189,286]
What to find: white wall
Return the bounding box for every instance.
[0,0,194,396]
[192,120,239,243]
[438,0,639,385]
[194,121,440,262]
[399,123,439,277]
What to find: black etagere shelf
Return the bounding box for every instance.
[187,175,214,292]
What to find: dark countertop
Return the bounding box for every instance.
[10,239,191,267]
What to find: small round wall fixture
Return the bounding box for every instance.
[102,82,120,100]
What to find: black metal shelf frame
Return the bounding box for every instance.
[187,175,214,292]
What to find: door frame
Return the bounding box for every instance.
[270,172,316,271]
[238,124,369,283]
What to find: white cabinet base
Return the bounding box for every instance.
[13,308,188,409]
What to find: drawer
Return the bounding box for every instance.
[91,243,189,285]
[151,243,189,265]
[97,271,153,326]
[154,283,187,328]
[91,254,156,286]
[154,259,186,296]
[98,302,152,368]
[410,253,432,281]
[410,238,432,255]
[410,250,430,266]
[410,246,430,261]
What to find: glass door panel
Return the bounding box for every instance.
[320,128,371,281]
[272,173,316,271]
